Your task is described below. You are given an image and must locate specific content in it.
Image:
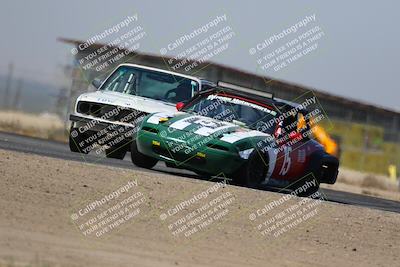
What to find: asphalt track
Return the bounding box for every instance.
[0,131,399,214]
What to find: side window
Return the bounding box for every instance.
[140,73,178,99]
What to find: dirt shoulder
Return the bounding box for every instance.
[0,149,399,267]
[321,168,400,201]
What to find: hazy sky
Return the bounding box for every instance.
[0,0,399,111]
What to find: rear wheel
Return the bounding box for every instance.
[130,139,158,169]
[233,151,267,188]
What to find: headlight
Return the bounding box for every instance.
[238,148,254,159]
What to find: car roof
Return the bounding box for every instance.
[118,63,203,84]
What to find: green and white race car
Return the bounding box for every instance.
[130,84,339,192]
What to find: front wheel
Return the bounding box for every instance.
[69,126,89,154]
[130,139,158,169]
[106,146,127,159]
[233,151,267,188]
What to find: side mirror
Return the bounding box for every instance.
[91,78,103,89]
[176,102,185,111]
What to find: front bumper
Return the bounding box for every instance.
[69,114,136,132]
[311,153,339,184]
[136,129,246,175]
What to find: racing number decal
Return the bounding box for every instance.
[192,118,223,129]
[279,146,292,176]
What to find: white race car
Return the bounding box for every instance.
[69,63,215,159]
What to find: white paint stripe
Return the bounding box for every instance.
[147,114,161,124]
[220,131,269,144]
[194,125,232,136]
[220,135,242,143]
[194,127,211,136]
[169,120,192,130]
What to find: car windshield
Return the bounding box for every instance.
[100,66,200,104]
[182,92,278,134]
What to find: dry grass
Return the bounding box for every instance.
[0,110,67,142]
[361,175,392,191]
[337,168,398,192]
[321,167,400,201]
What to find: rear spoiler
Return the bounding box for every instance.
[217,81,274,99]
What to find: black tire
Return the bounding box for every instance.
[69,126,89,154]
[233,151,267,188]
[130,139,158,169]
[106,146,127,159]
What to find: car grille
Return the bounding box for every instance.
[77,101,147,124]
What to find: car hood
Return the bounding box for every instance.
[77,91,176,114]
[144,112,270,144]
